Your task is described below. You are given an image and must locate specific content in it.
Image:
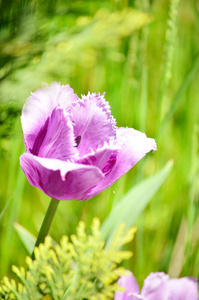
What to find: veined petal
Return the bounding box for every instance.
[21,82,78,152]
[20,153,104,200]
[71,92,116,155]
[32,106,78,160]
[77,143,118,176]
[84,127,157,199]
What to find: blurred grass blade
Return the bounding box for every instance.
[168,217,187,277]
[158,53,199,136]
[101,160,173,241]
[2,167,26,272]
[1,120,26,273]
[14,222,36,254]
[0,198,11,222]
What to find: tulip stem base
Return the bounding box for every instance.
[31,198,59,259]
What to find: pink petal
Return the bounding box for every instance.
[85,127,157,199]
[77,145,118,176]
[21,82,78,152]
[141,272,169,299]
[126,294,146,300]
[115,271,140,300]
[164,277,199,300]
[33,106,78,160]
[141,272,198,300]
[20,153,104,200]
[71,92,116,156]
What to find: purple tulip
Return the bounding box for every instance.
[115,271,199,300]
[115,270,140,300]
[20,82,156,201]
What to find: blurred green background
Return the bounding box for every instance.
[0,0,199,285]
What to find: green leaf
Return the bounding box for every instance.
[101,160,173,242]
[14,222,36,254]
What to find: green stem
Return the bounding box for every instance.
[31,198,59,259]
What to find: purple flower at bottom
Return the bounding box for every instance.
[115,271,199,300]
[20,82,156,201]
[115,270,140,300]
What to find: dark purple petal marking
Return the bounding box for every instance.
[102,152,118,175]
[37,106,77,161]
[31,118,49,155]
[75,135,81,147]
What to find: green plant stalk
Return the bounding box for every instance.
[31,198,59,259]
[158,53,199,137]
[157,0,180,130]
[185,126,198,273]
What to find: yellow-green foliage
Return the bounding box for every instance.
[0,219,136,300]
[0,7,153,105]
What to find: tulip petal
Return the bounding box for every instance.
[141,272,169,300]
[77,145,118,176]
[141,272,199,300]
[126,294,146,300]
[71,92,116,155]
[32,106,78,160]
[20,153,104,200]
[85,127,157,199]
[164,277,199,300]
[115,271,140,300]
[21,82,78,152]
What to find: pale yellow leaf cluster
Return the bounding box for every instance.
[0,219,136,300]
